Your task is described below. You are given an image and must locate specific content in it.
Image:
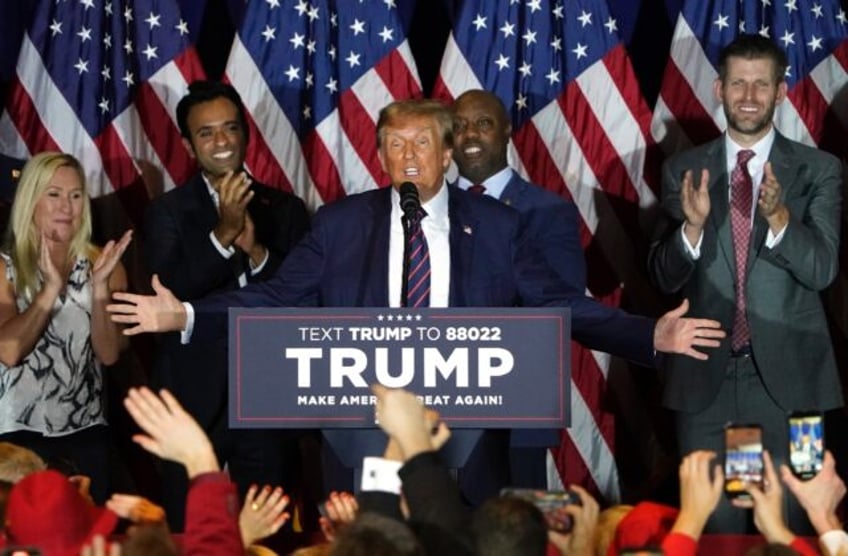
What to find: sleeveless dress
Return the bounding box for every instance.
[0,253,105,436]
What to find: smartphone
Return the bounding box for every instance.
[500,488,579,532]
[788,411,825,480]
[724,424,764,499]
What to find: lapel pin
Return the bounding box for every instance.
[463,225,472,235]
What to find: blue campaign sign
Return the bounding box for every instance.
[229,307,570,429]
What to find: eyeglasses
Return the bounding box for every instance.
[452,117,495,134]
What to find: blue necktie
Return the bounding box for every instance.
[405,207,430,308]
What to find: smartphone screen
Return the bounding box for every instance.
[724,424,763,499]
[788,412,824,480]
[500,488,577,532]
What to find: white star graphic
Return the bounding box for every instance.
[124,38,133,54]
[307,40,316,54]
[146,12,161,29]
[761,0,771,5]
[305,72,314,87]
[837,9,847,25]
[124,6,133,21]
[261,25,276,41]
[294,0,309,16]
[500,21,515,38]
[713,13,729,30]
[328,45,337,60]
[175,19,189,36]
[578,10,592,27]
[784,0,797,12]
[103,33,111,48]
[266,0,280,7]
[384,0,397,8]
[122,70,135,87]
[515,93,528,110]
[142,44,158,60]
[572,42,588,59]
[472,14,487,30]
[494,53,509,70]
[758,24,770,38]
[350,18,366,35]
[49,19,62,36]
[811,4,823,18]
[527,0,542,13]
[98,97,109,114]
[779,30,795,46]
[552,4,564,19]
[74,58,89,74]
[80,0,94,9]
[326,77,338,93]
[285,65,300,81]
[550,36,562,51]
[77,26,92,42]
[307,6,319,21]
[290,32,305,48]
[739,20,746,32]
[807,34,823,51]
[330,12,338,27]
[379,26,394,42]
[604,17,618,34]
[546,68,561,84]
[104,2,112,16]
[346,51,361,67]
[518,61,532,77]
[522,29,537,45]
[101,66,110,80]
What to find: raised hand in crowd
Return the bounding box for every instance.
[106,493,167,527]
[781,451,845,536]
[123,387,218,478]
[669,450,724,542]
[319,490,359,543]
[239,483,291,548]
[372,384,450,460]
[80,534,122,556]
[732,451,796,545]
[546,485,599,556]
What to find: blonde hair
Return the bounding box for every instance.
[0,442,47,483]
[4,152,94,300]
[376,99,454,149]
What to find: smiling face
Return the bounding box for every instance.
[182,96,247,181]
[451,90,511,184]
[378,113,453,204]
[33,165,85,243]
[715,55,787,146]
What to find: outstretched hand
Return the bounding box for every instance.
[654,299,725,360]
[123,387,218,478]
[107,274,186,335]
[239,484,290,547]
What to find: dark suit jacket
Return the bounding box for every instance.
[192,185,654,365]
[144,174,309,426]
[648,133,843,413]
[498,171,586,292]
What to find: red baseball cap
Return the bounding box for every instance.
[4,470,118,556]
[609,501,679,555]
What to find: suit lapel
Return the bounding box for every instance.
[357,188,392,306]
[705,140,736,272]
[498,172,525,208]
[448,186,476,307]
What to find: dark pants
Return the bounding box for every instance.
[0,425,113,503]
[675,352,811,534]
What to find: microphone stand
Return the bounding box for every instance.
[400,212,412,307]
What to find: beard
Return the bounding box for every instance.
[724,101,777,139]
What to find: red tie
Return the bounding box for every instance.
[468,184,486,194]
[730,149,755,350]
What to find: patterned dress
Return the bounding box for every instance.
[0,253,104,436]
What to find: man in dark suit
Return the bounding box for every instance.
[143,81,309,530]
[112,99,724,505]
[0,153,25,230]
[648,35,842,532]
[450,89,586,491]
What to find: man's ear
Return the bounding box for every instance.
[775,81,788,106]
[182,137,196,159]
[441,147,453,172]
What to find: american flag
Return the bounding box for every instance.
[652,0,848,158]
[433,0,661,500]
[0,0,205,209]
[224,0,422,208]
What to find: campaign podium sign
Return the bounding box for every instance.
[229,307,570,430]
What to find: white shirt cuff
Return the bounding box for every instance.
[250,247,269,275]
[360,456,402,494]
[209,230,235,259]
[180,302,195,345]
[680,224,703,259]
[820,529,848,556]
[765,223,788,248]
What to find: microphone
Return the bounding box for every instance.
[399,181,420,219]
